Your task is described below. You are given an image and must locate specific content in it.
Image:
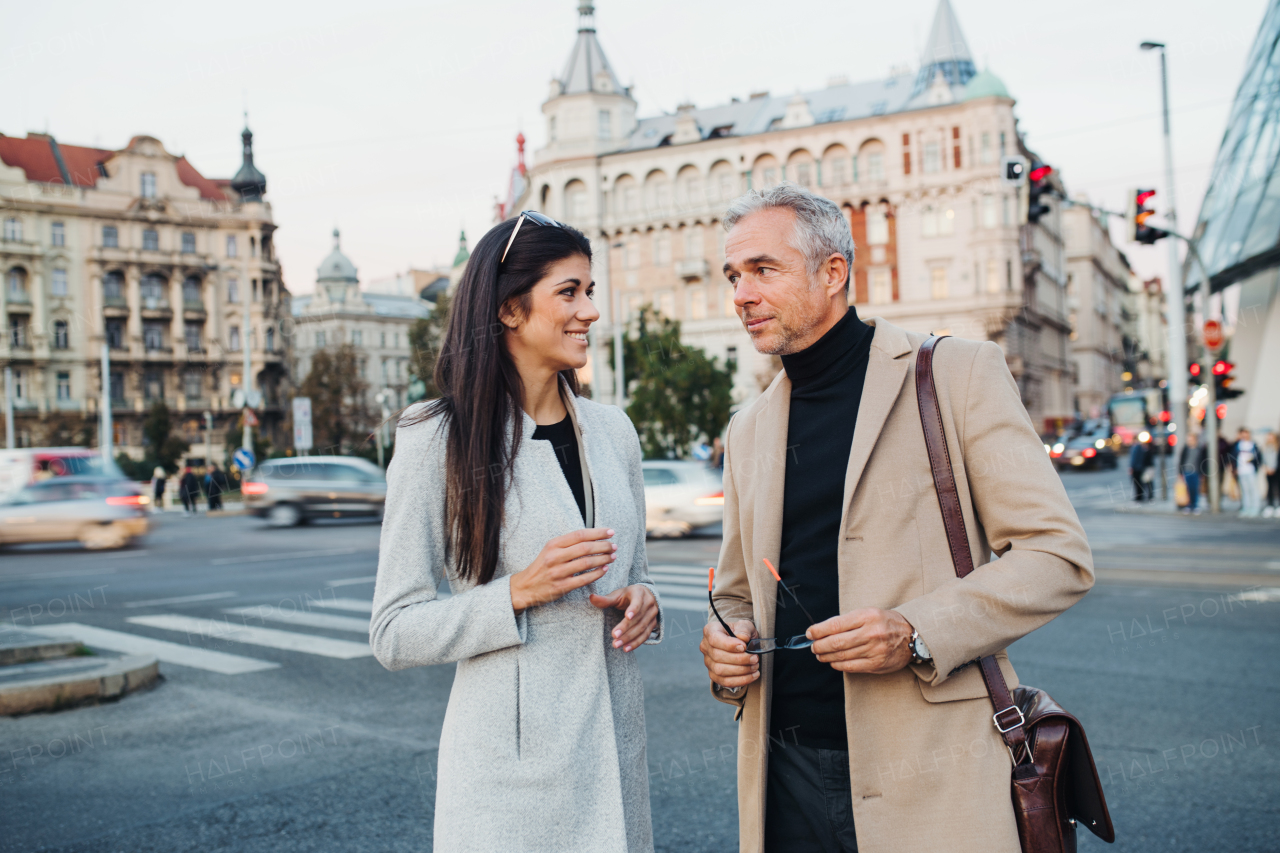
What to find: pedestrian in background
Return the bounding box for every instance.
[701,185,1093,852]
[370,212,662,852]
[1233,427,1261,517]
[1178,432,1207,514]
[150,466,167,512]
[1262,432,1279,518]
[178,467,200,515]
[205,463,228,512]
[1129,436,1153,502]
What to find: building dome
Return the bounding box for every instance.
[963,69,1012,101]
[317,228,358,283]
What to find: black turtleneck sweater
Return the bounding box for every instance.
[771,307,875,751]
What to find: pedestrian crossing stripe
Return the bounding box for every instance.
[24,622,279,675]
[126,615,372,659]
[223,605,370,634]
[314,598,375,613]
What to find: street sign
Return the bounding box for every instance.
[242,407,259,428]
[232,447,255,471]
[292,397,313,452]
[1203,319,1224,353]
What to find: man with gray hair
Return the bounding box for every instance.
[700,183,1093,852]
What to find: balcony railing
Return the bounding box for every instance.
[6,290,31,304]
[675,258,710,281]
[104,295,128,309]
[141,297,171,311]
[183,299,206,313]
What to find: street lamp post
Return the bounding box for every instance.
[1140,41,1189,478]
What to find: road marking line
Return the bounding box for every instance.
[3,567,118,581]
[326,576,377,587]
[124,592,238,608]
[210,548,361,566]
[223,606,370,634]
[126,614,372,659]
[314,598,374,613]
[23,622,278,675]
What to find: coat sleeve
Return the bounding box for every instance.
[894,341,1095,686]
[617,409,664,644]
[709,415,751,709]
[369,415,527,670]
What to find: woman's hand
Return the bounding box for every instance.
[590,585,659,652]
[509,528,617,613]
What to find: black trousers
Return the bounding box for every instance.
[765,742,859,853]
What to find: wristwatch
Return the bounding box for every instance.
[909,630,932,665]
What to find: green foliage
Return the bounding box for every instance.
[296,344,371,455]
[611,306,734,459]
[142,401,190,475]
[407,292,451,401]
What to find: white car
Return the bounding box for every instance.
[641,460,723,538]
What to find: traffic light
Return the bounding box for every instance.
[1002,155,1027,185]
[1188,362,1202,381]
[1212,360,1244,400]
[1127,188,1169,244]
[1027,163,1054,224]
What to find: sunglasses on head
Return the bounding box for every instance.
[708,560,816,653]
[500,210,565,264]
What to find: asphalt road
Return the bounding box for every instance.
[1,466,1277,852]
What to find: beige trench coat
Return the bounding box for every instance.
[710,318,1094,853]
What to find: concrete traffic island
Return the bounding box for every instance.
[0,631,160,715]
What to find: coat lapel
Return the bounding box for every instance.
[751,372,789,638]
[841,318,913,523]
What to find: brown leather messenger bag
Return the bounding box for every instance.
[916,335,1116,852]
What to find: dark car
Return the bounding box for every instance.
[1051,434,1119,471]
[242,456,386,527]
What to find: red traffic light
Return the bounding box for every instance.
[1189,363,1202,377]
[1029,165,1053,182]
[1212,360,1233,375]
[1216,403,1228,420]
[1136,189,1156,206]
[1159,410,1171,422]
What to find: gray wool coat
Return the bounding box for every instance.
[370,388,663,853]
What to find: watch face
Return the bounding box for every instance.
[913,636,931,660]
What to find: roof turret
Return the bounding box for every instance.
[963,68,1012,101]
[555,2,623,96]
[229,116,267,201]
[453,230,470,267]
[910,0,976,98]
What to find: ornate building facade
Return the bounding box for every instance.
[0,125,289,457]
[291,229,432,419]
[515,0,1074,429]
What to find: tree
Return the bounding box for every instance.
[142,401,190,475]
[407,292,451,401]
[611,306,734,459]
[297,344,371,454]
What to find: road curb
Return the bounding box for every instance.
[0,655,160,716]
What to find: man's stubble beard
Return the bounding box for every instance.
[747,296,829,356]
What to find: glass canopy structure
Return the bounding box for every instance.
[1186,0,1280,292]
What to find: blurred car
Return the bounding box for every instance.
[0,447,127,501]
[242,456,387,527]
[1050,434,1119,470]
[642,460,723,537]
[0,477,150,549]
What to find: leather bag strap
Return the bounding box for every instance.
[915,336,1031,766]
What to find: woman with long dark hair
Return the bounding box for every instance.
[370,212,662,852]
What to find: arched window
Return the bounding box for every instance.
[564,180,588,221]
[823,145,851,188]
[265,326,275,352]
[103,271,125,304]
[644,171,670,216]
[676,166,701,211]
[141,273,167,307]
[614,175,638,216]
[6,267,28,301]
[182,276,202,307]
[752,154,779,190]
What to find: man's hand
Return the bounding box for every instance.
[807,607,914,674]
[700,619,760,689]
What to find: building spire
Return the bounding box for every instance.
[911,0,976,98]
[230,115,267,201]
[556,0,622,96]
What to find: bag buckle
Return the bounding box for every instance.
[993,705,1025,733]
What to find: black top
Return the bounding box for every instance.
[532,414,587,523]
[770,307,875,751]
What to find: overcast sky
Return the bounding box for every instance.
[2,0,1268,294]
